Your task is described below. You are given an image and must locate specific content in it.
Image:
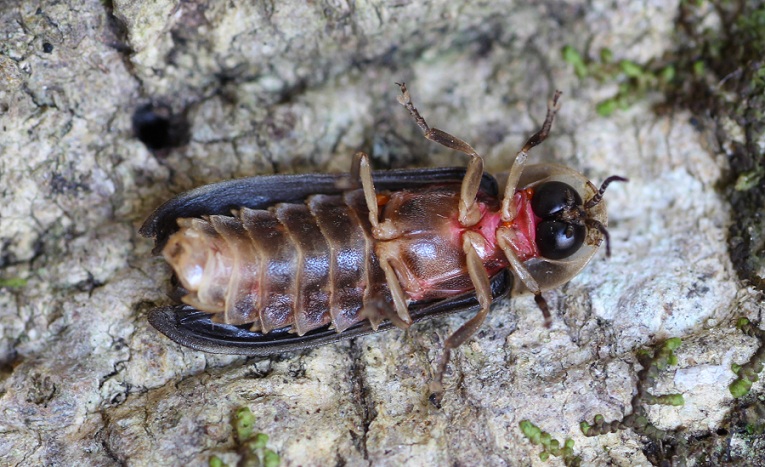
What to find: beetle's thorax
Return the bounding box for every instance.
[496,188,541,262]
[374,184,509,302]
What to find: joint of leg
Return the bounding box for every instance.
[500,197,517,223]
[459,202,482,227]
[497,228,542,294]
[372,219,401,240]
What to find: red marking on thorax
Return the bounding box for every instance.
[502,188,541,261]
[452,188,541,264]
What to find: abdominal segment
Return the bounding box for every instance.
[162,191,393,335]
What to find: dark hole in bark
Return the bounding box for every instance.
[132,103,189,152]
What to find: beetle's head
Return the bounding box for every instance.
[530,175,627,259]
[511,163,627,293]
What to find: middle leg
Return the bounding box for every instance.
[396,83,484,227]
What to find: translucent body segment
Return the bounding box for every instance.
[308,194,367,333]
[163,217,230,313]
[162,184,511,337]
[275,204,332,336]
[239,207,297,334]
[188,219,229,309]
[344,189,392,329]
[209,215,261,326]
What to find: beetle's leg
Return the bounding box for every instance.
[361,292,411,330]
[378,257,413,326]
[500,91,562,222]
[351,152,412,326]
[352,151,402,240]
[429,231,493,407]
[346,152,362,190]
[349,150,365,189]
[396,83,483,227]
[496,228,552,327]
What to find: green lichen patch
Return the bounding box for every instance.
[209,407,280,467]
[581,338,684,441]
[565,1,765,290]
[234,406,255,443]
[518,420,581,466]
[730,319,765,398]
[561,45,675,117]
[0,277,28,288]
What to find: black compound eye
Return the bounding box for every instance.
[536,220,585,259]
[531,181,583,218]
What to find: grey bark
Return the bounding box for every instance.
[0,1,761,466]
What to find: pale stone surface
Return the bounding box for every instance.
[0,1,762,466]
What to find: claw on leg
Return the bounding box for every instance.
[428,347,450,409]
[521,90,562,153]
[534,294,552,328]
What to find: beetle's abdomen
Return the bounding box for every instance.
[162,191,391,335]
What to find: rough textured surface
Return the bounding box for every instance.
[0,1,762,466]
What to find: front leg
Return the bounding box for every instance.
[396,83,483,227]
[497,227,552,328]
[500,91,562,222]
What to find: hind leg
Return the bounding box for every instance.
[350,151,413,326]
[429,231,494,408]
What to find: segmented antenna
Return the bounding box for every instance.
[585,175,628,209]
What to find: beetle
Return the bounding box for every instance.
[140,84,626,405]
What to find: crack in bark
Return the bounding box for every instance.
[13,430,42,467]
[100,1,135,67]
[95,420,128,467]
[348,339,374,462]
